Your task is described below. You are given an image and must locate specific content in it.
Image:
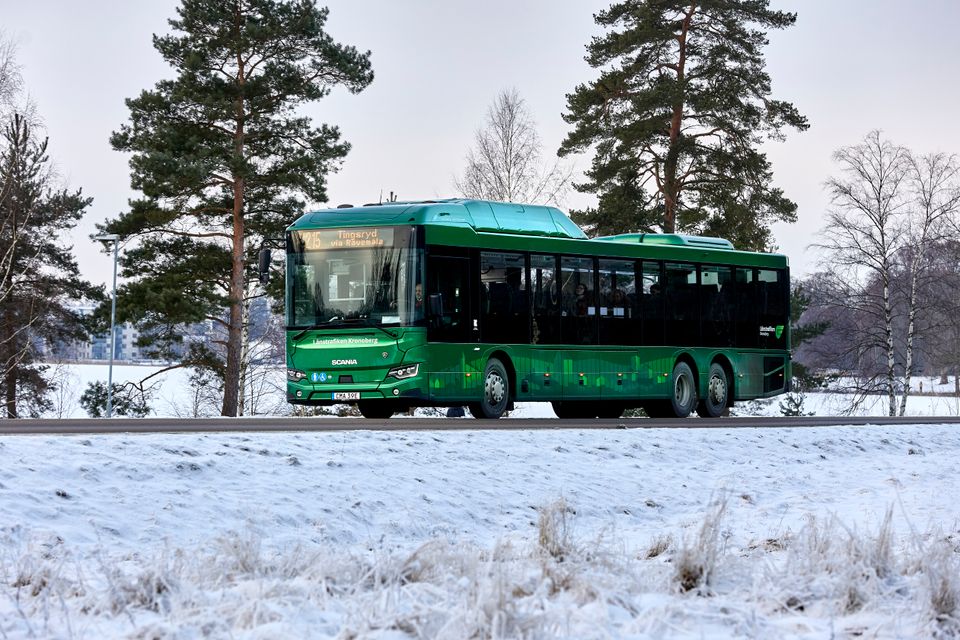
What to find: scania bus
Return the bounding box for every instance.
[272,199,790,419]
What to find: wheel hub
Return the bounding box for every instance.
[486,373,505,405]
[675,376,691,405]
[709,375,726,404]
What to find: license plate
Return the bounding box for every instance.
[332,392,360,401]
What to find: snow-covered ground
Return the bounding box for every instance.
[2,364,959,638]
[40,361,960,420]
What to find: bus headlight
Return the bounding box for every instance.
[387,363,419,380]
[287,368,306,382]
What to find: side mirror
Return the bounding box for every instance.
[258,248,271,284]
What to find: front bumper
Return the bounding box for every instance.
[287,375,428,405]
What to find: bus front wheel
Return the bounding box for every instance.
[669,362,697,418]
[696,363,728,418]
[469,357,510,419]
[357,402,395,419]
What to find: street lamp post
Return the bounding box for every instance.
[94,234,120,418]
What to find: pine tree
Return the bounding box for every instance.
[559,0,808,250]
[105,0,373,416]
[0,114,101,418]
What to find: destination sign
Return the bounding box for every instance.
[297,228,394,251]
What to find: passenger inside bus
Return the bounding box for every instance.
[572,282,592,316]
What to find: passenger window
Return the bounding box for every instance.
[560,256,596,344]
[701,265,734,347]
[426,255,469,342]
[664,262,698,345]
[641,261,664,345]
[599,259,638,345]
[480,251,528,344]
[531,254,560,344]
[734,268,757,348]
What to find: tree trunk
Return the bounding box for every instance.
[883,272,896,417]
[221,24,246,418]
[221,180,245,417]
[661,4,695,234]
[4,368,15,419]
[238,288,251,417]
[2,312,15,418]
[899,252,923,416]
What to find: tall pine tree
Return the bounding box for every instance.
[0,114,101,418]
[105,0,373,416]
[559,0,807,250]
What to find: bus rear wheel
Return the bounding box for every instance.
[469,357,510,419]
[696,363,729,418]
[669,362,697,418]
[357,402,394,419]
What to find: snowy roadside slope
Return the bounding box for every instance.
[49,361,960,419]
[2,424,960,637]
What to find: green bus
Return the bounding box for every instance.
[275,199,790,419]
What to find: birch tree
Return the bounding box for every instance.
[0,36,22,120]
[815,131,960,415]
[815,131,910,415]
[896,152,960,414]
[456,89,573,206]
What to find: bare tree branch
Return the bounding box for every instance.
[455,89,574,206]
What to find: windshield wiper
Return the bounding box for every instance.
[332,317,398,340]
[291,325,323,342]
[367,324,398,340]
[290,320,398,342]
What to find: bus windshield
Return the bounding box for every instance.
[286,226,423,329]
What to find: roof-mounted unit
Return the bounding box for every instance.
[595,233,734,250]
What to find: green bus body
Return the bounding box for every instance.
[284,199,790,419]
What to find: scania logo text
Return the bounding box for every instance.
[331,359,358,366]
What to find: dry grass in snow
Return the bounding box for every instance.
[2,500,960,638]
[3,423,960,637]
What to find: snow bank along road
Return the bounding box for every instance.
[3,415,960,434]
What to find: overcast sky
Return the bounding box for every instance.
[4,0,960,286]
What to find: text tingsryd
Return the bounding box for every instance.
[299,227,394,251]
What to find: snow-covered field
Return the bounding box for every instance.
[2,364,959,638]
[43,362,960,420]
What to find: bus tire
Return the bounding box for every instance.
[696,363,729,418]
[669,361,697,418]
[357,402,394,419]
[470,357,510,419]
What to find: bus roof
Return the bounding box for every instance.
[290,199,588,240]
[289,199,788,268]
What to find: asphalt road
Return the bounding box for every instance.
[2,415,960,435]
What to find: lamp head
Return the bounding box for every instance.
[93,234,120,245]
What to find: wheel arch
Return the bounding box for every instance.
[675,352,699,388]
[708,354,735,407]
[488,349,517,397]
